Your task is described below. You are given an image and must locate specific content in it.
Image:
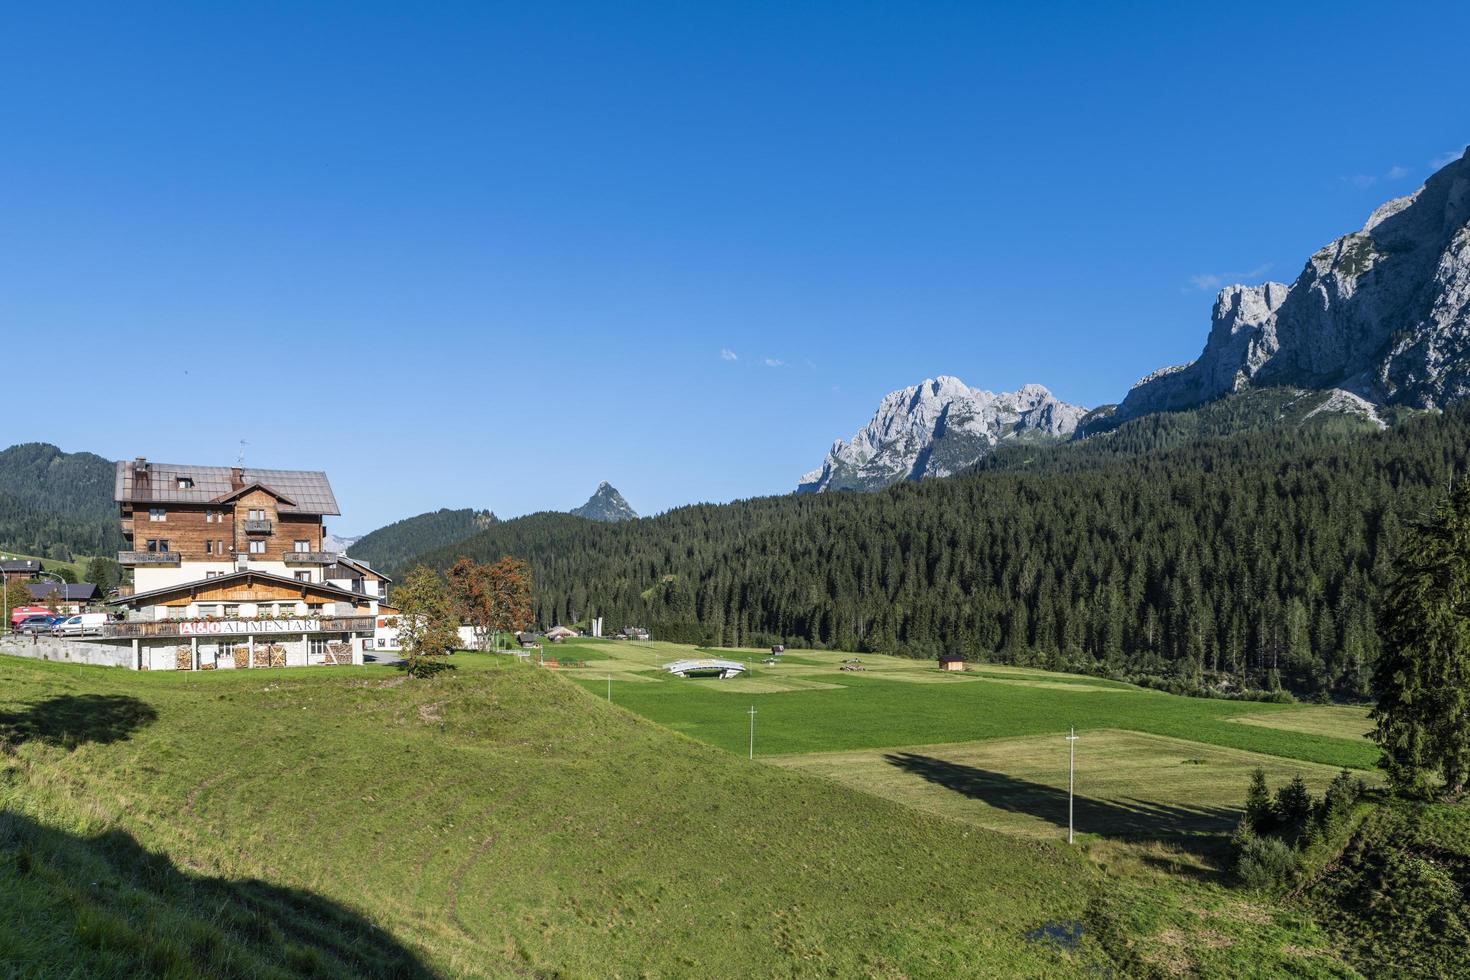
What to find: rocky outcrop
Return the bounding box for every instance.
[797,377,1085,493]
[572,482,638,522]
[1114,147,1470,424]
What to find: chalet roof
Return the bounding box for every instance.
[937,653,966,663]
[25,583,98,602]
[114,460,339,515]
[0,559,43,575]
[111,568,374,608]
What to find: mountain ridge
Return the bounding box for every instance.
[797,377,1086,493]
[1098,146,1470,430]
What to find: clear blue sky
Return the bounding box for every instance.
[2,2,1466,532]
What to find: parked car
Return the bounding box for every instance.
[52,613,108,637]
[14,614,64,634]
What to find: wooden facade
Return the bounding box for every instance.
[121,486,325,565]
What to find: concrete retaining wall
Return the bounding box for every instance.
[0,635,134,668]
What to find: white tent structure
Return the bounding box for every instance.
[662,658,746,680]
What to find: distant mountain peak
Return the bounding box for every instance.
[572,483,638,522]
[798,377,1086,493]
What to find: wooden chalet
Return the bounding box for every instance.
[87,457,395,670]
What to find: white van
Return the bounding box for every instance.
[53,613,108,637]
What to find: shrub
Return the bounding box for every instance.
[1233,823,1301,888]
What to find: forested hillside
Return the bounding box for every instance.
[0,443,121,560]
[407,391,1470,698]
[349,507,497,570]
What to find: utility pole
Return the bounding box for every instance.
[1066,726,1079,845]
[748,705,757,760]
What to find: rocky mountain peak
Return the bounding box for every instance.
[571,483,638,522]
[1106,146,1470,428]
[797,377,1086,493]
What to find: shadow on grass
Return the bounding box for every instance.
[0,695,157,750]
[0,810,434,978]
[883,752,1239,839]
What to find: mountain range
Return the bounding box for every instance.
[797,379,1085,493]
[797,146,1470,491]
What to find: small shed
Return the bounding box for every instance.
[771,644,785,654]
[546,625,579,642]
[938,654,966,672]
[517,632,540,649]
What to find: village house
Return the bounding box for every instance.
[0,559,43,579]
[101,458,393,670]
[24,582,98,615]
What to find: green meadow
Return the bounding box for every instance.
[0,640,1390,977]
[561,639,1375,769]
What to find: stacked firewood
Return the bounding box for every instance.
[232,645,250,669]
[325,641,353,665]
[175,646,193,671]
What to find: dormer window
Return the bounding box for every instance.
[177,477,194,489]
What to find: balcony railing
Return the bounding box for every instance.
[283,551,340,565]
[102,616,376,640]
[118,551,181,566]
[243,519,273,534]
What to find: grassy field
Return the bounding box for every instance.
[1,652,1117,977]
[0,641,1389,977]
[772,730,1356,839]
[559,639,1375,770]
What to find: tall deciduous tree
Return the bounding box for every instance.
[1372,483,1470,797]
[2,576,38,626]
[447,557,494,650]
[487,557,533,638]
[394,565,460,678]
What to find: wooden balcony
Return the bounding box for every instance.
[283,551,341,565]
[118,551,181,566]
[120,519,134,538]
[242,519,273,534]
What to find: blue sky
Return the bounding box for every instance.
[2,2,1466,532]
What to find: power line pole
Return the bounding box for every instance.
[748,705,757,760]
[1066,726,1079,845]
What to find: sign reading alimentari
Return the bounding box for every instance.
[178,619,323,636]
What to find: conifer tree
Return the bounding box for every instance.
[1372,482,1470,797]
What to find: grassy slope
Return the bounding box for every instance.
[0,549,98,582]
[0,653,1110,978]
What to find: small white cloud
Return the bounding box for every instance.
[1386,165,1410,181]
[1430,146,1468,170]
[719,348,738,362]
[761,357,786,368]
[1188,273,1224,292]
[1341,173,1378,189]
